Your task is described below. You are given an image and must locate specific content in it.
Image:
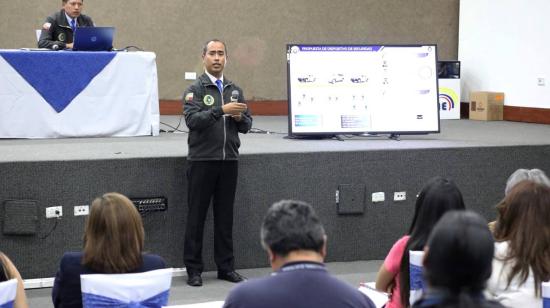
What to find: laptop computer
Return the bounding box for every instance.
[72,27,115,51]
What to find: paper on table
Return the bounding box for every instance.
[358,282,389,308]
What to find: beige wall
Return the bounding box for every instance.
[0,0,459,100]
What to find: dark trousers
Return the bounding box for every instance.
[184,160,238,274]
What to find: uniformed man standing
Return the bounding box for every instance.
[38,0,94,50]
[182,39,252,287]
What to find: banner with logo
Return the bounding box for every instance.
[439,79,460,119]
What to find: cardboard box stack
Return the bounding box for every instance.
[469,92,504,121]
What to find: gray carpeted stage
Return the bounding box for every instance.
[1,116,550,282]
[2,116,550,162]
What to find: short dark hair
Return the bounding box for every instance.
[424,210,494,293]
[62,0,83,3]
[261,200,325,257]
[202,39,227,56]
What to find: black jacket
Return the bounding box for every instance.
[183,73,252,161]
[38,10,94,50]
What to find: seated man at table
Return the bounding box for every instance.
[38,0,94,50]
[223,200,376,308]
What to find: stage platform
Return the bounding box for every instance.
[2,116,550,162]
[1,116,550,279]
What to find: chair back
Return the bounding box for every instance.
[0,279,17,308]
[542,281,549,308]
[409,250,425,305]
[81,268,172,308]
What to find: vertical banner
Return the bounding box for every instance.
[438,78,461,119]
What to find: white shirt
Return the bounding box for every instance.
[486,241,541,307]
[205,71,223,86]
[65,13,77,28]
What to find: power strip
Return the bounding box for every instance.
[130,197,168,213]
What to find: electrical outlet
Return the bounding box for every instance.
[394,191,406,201]
[372,192,385,203]
[45,206,62,218]
[74,205,89,216]
[185,72,197,80]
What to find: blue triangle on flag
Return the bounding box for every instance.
[1,51,116,113]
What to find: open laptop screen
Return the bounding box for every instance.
[73,27,115,51]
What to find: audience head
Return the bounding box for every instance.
[0,253,12,281]
[0,251,29,307]
[261,200,326,268]
[504,168,550,196]
[424,211,494,294]
[408,176,466,241]
[493,181,550,295]
[400,176,466,306]
[83,192,144,273]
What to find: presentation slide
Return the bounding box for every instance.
[287,44,440,136]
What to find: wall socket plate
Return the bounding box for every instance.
[372,192,385,203]
[45,206,62,218]
[394,191,406,201]
[74,205,89,216]
[184,72,197,80]
[537,77,546,86]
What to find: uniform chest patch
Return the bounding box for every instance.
[58,33,66,42]
[203,95,215,106]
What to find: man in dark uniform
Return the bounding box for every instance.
[38,0,94,50]
[223,200,376,308]
[182,39,252,287]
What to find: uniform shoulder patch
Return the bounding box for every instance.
[185,93,194,102]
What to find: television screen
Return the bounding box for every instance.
[287,44,440,137]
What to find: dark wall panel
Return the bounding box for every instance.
[1,144,549,279]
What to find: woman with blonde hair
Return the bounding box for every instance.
[52,192,166,308]
[486,181,550,307]
[0,252,28,308]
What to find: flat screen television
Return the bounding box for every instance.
[286,44,440,137]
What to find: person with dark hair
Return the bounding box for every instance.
[0,252,28,308]
[223,200,376,308]
[375,177,466,308]
[38,0,94,50]
[413,211,504,308]
[183,39,252,287]
[486,181,550,307]
[51,192,166,308]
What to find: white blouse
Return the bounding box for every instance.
[486,241,541,307]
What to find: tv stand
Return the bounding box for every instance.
[388,133,401,141]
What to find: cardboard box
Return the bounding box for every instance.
[469,91,504,121]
